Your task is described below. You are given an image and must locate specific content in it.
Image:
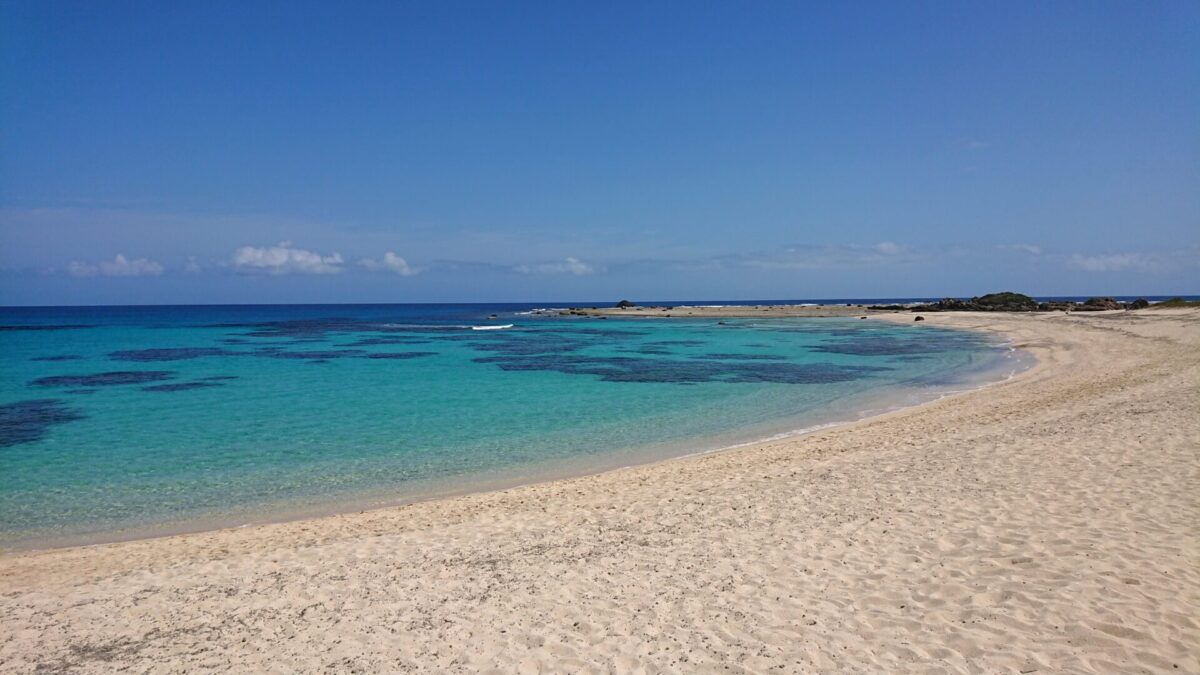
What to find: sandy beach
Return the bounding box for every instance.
[1,309,1197,673]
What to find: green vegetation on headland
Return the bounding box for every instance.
[1152,297,1200,308]
[878,293,1179,313]
[976,292,1040,310]
[536,294,1198,318]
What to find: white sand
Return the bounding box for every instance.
[2,309,1197,673]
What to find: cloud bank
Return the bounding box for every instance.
[714,242,924,271]
[999,244,1043,256]
[67,254,164,277]
[360,251,418,276]
[1068,253,1154,273]
[231,242,343,275]
[514,256,599,275]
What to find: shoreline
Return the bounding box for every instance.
[538,303,889,318]
[1,309,1196,672]
[1,317,1030,553]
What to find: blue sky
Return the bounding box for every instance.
[2,1,1197,305]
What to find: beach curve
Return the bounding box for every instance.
[0,309,1197,673]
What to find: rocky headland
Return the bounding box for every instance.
[544,293,1193,319]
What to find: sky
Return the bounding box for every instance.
[1,1,1197,305]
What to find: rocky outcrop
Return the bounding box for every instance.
[911,292,1148,313]
[1038,301,1075,312]
[911,292,1039,313]
[1073,297,1123,311]
[976,292,1041,311]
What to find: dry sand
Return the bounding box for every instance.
[1,309,1197,673]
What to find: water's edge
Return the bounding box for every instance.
[2,323,1035,553]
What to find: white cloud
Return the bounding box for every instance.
[66,254,164,277]
[360,251,418,276]
[999,244,1042,255]
[184,256,202,273]
[65,261,98,277]
[731,243,923,271]
[515,256,599,275]
[231,242,343,275]
[1068,253,1152,273]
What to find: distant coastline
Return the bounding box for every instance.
[3,293,1198,311]
[539,292,1200,319]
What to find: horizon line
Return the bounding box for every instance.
[3,292,1198,310]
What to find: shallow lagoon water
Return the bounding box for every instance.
[0,304,1024,548]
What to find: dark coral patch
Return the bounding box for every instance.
[555,328,648,338]
[236,319,372,338]
[109,347,237,361]
[108,344,432,363]
[811,340,935,356]
[142,382,225,392]
[30,371,175,387]
[212,318,467,340]
[346,337,433,347]
[0,399,86,447]
[473,354,885,385]
[254,348,367,360]
[812,331,988,356]
[427,334,490,344]
[619,346,672,356]
[0,324,94,332]
[31,355,84,362]
[764,326,867,337]
[693,353,788,361]
[468,333,592,356]
[198,375,239,381]
[267,338,330,345]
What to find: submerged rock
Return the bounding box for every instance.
[0,399,86,447]
[142,381,225,393]
[31,371,175,387]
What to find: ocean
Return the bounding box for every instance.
[0,302,1030,548]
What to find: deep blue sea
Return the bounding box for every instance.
[0,301,1040,548]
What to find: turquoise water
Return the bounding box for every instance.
[0,304,1021,548]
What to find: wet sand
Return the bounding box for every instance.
[1,309,1197,673]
